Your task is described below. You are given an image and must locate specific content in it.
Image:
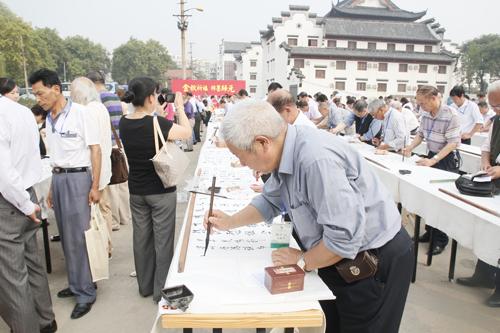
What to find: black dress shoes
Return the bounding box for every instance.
[486,293,500,307]
[427,245,445,256]
[71,302,93,319]
[456,276,495,289]
[418,232,430,243]
[40,320,58,333]
[57,288,75,298]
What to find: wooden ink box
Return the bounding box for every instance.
[264,264,305,295]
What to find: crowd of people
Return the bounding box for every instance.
[1,69,499,333]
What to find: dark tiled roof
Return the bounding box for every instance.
[324,18,439,43]
[289,5,310,11]
[327,0,426,21]
[288,47,456,64]
[223,41,252,54]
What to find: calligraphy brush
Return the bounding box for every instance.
[204,176,217,256]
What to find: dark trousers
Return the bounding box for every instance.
[318,228,413,333]
[193,113,202,142]
[473,259,500,292]
[425,151,461,247]
[0,189,55,333]
[203,111,211,126]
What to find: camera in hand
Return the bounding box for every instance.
[166,93,176,103]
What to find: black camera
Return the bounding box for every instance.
[166,93,176,103]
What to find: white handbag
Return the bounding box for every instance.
[151,115,190,188]
[85,205,110,282]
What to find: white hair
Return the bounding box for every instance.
[487,80,500,94]
[367,99,386,115]
[390,100,402,110]
[221,100,286,151]
[70,77,101,105]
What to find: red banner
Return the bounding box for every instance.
[171,80,246,96]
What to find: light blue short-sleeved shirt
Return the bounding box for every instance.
[250,125,401,259]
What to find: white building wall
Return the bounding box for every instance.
[240,44,264,99]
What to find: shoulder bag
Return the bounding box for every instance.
[109,123,129,185]
[152,116,190,188]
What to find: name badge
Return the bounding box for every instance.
[60,131,77,138]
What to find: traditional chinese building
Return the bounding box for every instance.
[234,0,458,99]
[217,41,251,80]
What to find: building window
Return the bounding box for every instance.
[250,73,257,80]
[398,84,406,93]
[315,69,326,79]
[419,64,428,73]
[336,61,346,70]
[379,63,388,72]
[357,62,367,71]
[424,45,433,53]
[399,64,408,72]
[335,81,346,90]
[438,65,447,74]
[288,38,298,46]
[249,86,257,94]
[250,60,257,67]
[377,83,387,92]
[406,44,414,52]
[387,43,396,51]
[308,39,318,47]
[368,42,376,50]
[356,82,366,91]
[327,40,336,48]
[348,41,357,49]
[437,85,446,94]
[294,59,304,68]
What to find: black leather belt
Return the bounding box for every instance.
[52,167,88,174]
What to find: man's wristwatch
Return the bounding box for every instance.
[432,155,440,161]
[299,252,312,273]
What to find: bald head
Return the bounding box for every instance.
[267,89,295,113]
[488,80,500,114]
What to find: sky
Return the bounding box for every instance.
[3,0,498,63]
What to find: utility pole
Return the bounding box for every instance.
[20,35,29,90]
[180,0,187,79]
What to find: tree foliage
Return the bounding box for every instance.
[460,34,500,93]
[112,38,177,84]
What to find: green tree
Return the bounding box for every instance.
[63,36,110,81]
[460,34,500,93]
[112,38,177,84]
[34,28,68,80]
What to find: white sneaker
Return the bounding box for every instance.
[130,271,137,277]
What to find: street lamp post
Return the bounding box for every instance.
[174,1,203,80]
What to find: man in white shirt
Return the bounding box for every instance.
[368,99,408,151]
[0,96,57,333]
[392,100,419,135]
[450,85,483,144]
[478,101,496,132]
[30,69,101,320]
[298,91,322,121]
[267,89,315,128]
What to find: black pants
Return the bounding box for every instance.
[203,111,211,126]
[473,260,500,291]
[318,228,413,333]
[425,151,461,247]
[193,112,202,142]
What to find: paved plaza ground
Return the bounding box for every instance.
[1,131,499,333]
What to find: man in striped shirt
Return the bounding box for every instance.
[403,85,461,255]
[87,71,131,232]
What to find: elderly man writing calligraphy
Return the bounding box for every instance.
[205,100,413,333]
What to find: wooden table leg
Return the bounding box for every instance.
[449,240,458,281]
[412,215,421,283]
[183,329,193,333]
[284,328,294,333]
[41,219,52,274]
[427,228,434,266]
[213,329,222,333]
[256,329,266,333]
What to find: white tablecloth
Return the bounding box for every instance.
[471,132,488,148]
[343,137,500,267]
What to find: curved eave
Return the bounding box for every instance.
[326,7,427,22]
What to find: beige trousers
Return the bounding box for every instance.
[99,186,113,252]
[104,182,132,230]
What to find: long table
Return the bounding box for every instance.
[344,138,500,282]
[153,120,333,333]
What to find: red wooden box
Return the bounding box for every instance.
[264,264,305,295]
